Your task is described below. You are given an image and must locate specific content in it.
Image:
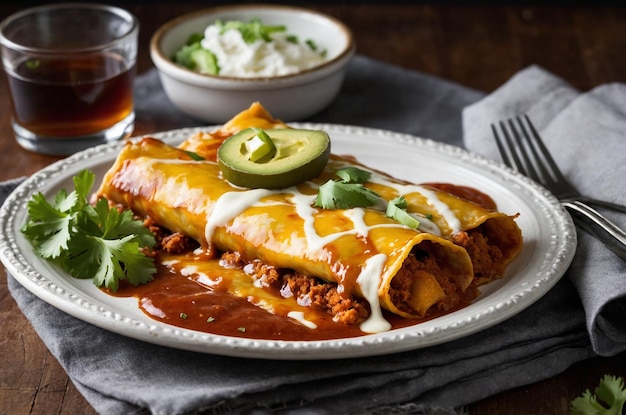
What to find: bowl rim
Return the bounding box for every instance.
[149,3,356,85]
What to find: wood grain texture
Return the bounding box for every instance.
[0,3,624,414]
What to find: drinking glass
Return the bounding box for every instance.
[0,3,139,155]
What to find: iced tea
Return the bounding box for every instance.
[7,53,134,138]
[0,3,138,154]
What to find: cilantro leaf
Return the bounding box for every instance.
[314,167,381,210]
[386,196,420,229]
[21,169,157,292]
[21,191,76,258]
[570,374,626,415]
[314,180,380,209]
[73,169,95,200]
[336,166,372,184]
[313,167,425,231]
[185,151,205,161]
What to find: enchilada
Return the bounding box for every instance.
[178,103,523,287]
[95,103,522,335]
[97,137,476,328]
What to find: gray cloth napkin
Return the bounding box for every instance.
[463,65,626,356]
[4,56,610,415]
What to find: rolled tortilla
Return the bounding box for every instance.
[96,137,475,323]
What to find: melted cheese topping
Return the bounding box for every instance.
[147,158,467,333]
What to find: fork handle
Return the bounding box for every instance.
[563,197,626,214]
[562,200,626,261]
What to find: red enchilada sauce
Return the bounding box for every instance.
[422,183,497,211]
[107,183,489,341]
[109,262,477,341]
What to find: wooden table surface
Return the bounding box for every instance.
[1,2,625,414]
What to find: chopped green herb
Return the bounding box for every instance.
[335,167,371,183]
[207,316,215,323]
[179,312,188,320]
[386,196,420,229]
[238,327,246,332]
[425,212,433,220]
[570,374,626,415]
[21,170,156,292]
[185,151,205,161]
[315,180,380,209]
[217,18,286,44]
[305,39,317,51]
[314,167,381,210]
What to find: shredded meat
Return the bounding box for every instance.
[452,225,505,285]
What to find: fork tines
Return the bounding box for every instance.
[490,115,566,188]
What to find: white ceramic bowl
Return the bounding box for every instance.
[150,4,355,123]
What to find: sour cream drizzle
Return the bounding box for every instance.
[287,311,318,329]
[357,254,392,333]
[204,188,274,243]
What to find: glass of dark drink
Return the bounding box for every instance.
[0,3,138,155]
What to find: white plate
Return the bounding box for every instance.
[0,125,577,360]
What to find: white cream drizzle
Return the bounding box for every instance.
[151,157,466,334]
[287,311,318,329]
[179,265,222,288]
[204,188,275,243]
[357,254,392,333]
[140,298,166,318]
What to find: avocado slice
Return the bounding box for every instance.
[218,128,331,189]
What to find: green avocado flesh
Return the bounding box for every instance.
[218,128,331,189]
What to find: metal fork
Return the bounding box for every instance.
[491,115,626,260]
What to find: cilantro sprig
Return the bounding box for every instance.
[314,167,424,230]
[386,196,420,229]
[570,374,626,415]
[314,167,381,209]
[21,170,156,292]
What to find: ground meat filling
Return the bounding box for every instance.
[144,216,199,254]
[143,218,369,325]
[452,224,505,285]
[389,246,462,316]
[218,251,369,324]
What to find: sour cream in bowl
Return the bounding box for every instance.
[150,5,355,123]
